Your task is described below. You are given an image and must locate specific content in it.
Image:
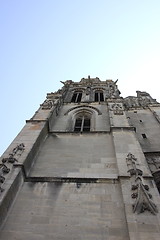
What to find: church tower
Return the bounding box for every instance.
[0,77,160,239]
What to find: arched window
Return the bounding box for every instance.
[71,91,82,103]
[74,113,91,132]
[94,90,104,102]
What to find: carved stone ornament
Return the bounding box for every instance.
[0,143,25,193]
[8,154,18,163]
[124,97,140,109]
[42,99,53,110]
[107,80,121,99]
[55,97,63,116]
[126,153,158,215]
[145,153,160,194]
[132,178,158,214]
[80,76,101,85]
[146,155,160,173]
[12,143,25,155]
[41,92,63,116]
[110,103,123,115]
[60,80,73,85]
[124,91,159,110]
[0,163,10,174]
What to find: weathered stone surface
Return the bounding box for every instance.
[29,133,117,178]
[1,77,160,240]
[0,182,129,240]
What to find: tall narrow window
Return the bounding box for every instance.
[71,91,82,103]
[94,91,104,102]
[74,116,90,132]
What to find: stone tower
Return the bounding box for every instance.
[0,76,160,239]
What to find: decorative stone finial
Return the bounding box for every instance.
[126,153,158,215]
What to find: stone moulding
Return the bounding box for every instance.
[126,153,158,215]
[64,105,102,115]
[0,143,25,193]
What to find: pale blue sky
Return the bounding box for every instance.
[0,0,160,155]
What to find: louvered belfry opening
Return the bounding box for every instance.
[71,91,82,103]
[94,90,104,102]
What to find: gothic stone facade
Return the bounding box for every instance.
[0,77,160,240]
